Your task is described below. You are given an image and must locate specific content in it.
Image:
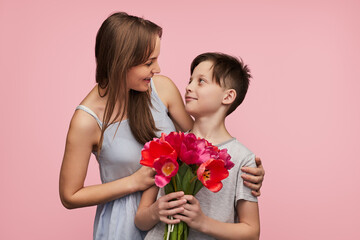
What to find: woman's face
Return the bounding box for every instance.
[127,36,161,92]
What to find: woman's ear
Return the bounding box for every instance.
[222,89,236,105]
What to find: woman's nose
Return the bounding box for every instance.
[152,61,161,74]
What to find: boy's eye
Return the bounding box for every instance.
[199,78,205,84]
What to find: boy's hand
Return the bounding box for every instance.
[152,191,186,225]
[241,157,265,197]
[173,195,207,232]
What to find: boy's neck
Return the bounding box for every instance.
[191,115,233,145]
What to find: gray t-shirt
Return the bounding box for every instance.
[145,138,258,240]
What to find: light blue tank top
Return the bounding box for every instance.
[76,79,176,240]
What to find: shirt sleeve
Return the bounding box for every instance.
[235,152,258,206]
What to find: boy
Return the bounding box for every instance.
[135,52,260,240]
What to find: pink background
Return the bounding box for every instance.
[1,0,359,239]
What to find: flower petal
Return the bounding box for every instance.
[197,159,229,192]
[140,149,154,167]
[153,156,179,178]
[155,175,171,188]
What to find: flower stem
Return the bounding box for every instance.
[172,176,177,192]
[189,175,197,183]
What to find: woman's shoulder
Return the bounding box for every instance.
[69,86,104,139]
[79,85,106,118]
[152,75,178,91]
[152,75,181,106]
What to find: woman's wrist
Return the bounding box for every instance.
[123,175,139,193]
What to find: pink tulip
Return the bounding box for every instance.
[153,156,179,187]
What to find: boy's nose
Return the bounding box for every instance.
[185,84,192,93]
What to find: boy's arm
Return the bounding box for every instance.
[135,186,186,231]
[174,195,260,240]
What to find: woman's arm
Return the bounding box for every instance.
[153,75,194,132]
[135,187,186,231]
[241,157,265,197]
[59,110,156,209]
[174,196,260,240]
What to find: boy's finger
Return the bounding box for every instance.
[160,216,181,225]
[166,199,187,209]
[161,191,184,202]
[161,206,184,216]
[173,214,189,223]
[182,195,198,204]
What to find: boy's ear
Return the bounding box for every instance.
[222,89,236,105]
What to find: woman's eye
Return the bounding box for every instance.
[145,62,153,66]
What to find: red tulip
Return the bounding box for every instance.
[164,131,184,156]
[197,158,229,193]
[140,139,177,168]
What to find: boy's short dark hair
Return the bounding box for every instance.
[190,52,252,116]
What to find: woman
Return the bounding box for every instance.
[59,12,264,240]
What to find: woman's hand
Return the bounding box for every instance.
[241,157,265,197]
[131,166,156,192]
[173,195,207,232]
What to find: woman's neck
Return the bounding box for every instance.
[96,84,127,121]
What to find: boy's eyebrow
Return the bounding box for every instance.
[199,74,210,80]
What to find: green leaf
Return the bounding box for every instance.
[183,167,196,195]
[193,179,204,196]
[171,176,178,192]
[175,173,182,191]
[170,223,178,240]
[184,223,189,240]
[164,224,168,240]
[177,162,188,179]
[178,221,184,239]
[164,180,174,194]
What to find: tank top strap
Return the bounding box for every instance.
[76,105,102,128]
[150,78,169,113]
[150,78,159,96]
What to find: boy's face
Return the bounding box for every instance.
[185,60,227,118]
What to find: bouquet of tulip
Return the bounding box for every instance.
[140,132,234,240]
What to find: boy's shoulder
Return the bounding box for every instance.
[220,138,255,167]
[220,138,253,156]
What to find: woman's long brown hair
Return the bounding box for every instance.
[95,12,162,151]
